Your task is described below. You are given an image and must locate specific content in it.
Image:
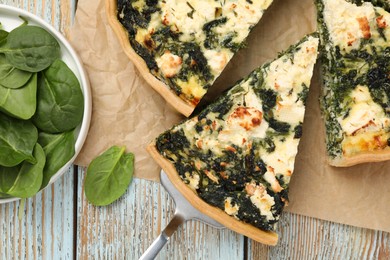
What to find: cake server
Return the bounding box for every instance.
[139,170,225,260]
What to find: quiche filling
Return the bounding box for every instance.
[117,0,273,106]
[317,0,390,161]
[155,35,319,231]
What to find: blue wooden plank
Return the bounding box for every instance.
[76,167,245,259]
[247,212,390,259]
[0,167,75,259]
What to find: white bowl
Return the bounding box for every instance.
[0,5,92,204]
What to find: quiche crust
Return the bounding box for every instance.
[106,0,195,116]
[329,149,390,167]
[106,0,273,117]
[147,35,319,244]
[147,142,279,245]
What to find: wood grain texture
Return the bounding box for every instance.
[77,163,390,259]
[249,213,390,259]
[0,1,76,259]
[76,167,245,259]
[1,1,390,260]
[0,168,75,259]
[2,0,74,35]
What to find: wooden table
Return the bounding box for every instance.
[1,1,390,259]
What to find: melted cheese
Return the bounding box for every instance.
[337,86,390,155]
[203,49,232,75]
[224,197,240,216]
[338,86,390,136]
[131,0,146,12]
[160,0,216,43]
[264,38,319,124]
[323,0,390,52]
[185,172,200,191]
[156,51,183,78]
[249,184,275,221]
[342,131,390,156]
[261,136,298,188]
[157,0,270,47]
[175,76,206,102]
[136,0,273,83]
[217,0,271,43]
[201,87,269,154]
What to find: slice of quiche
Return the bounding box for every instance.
[317,0,390,166]
[147,35,319,244]
[106,0,274,116]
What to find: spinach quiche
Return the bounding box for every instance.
[317,0,390,166]
[148,35,319,244]
[106,0,273,116]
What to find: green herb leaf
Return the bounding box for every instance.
[0,73,37,119]
[33,59,84,133]
[0,25,60,72]
[84,146,134,206]
[0,192,11,198]
[0,143,45,198]
[0,54,32,89]
[0,112,37,167]
[38,130,76,189]
[0,30,8,46]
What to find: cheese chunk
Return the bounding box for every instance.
[156,51,183,78]
[323,0,390,52]
[338,86,390,136]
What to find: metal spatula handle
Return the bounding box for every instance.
[139,212,185,260]
[139,171,224,259]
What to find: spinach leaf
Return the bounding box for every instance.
[33,59,84,133]
[203,17,227,49]
[0,73,37,119]
[84,146,134,206]
[38,130,75,188]
[267,118,291,134]
[0,54,32,89]
[0,25,60,72]
[0,143,45,198]
[0,192,11,198]
[0,112,37,167]
[0,30,8,46]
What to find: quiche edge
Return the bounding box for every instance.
[146,142,279,246]
[328,149,390,167]
[316,0,390,167]
[105,0,196,117]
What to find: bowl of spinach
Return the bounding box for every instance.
[0,5,92,203]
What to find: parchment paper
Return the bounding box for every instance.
[68,0,390,232]
[68,0,182,180]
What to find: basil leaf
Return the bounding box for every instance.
[0,25,60,72]
[0,73,37,119]
[33,59,84,133]
[0,112,37,167]
[0,54,32,89]
[38,130,76,188]
[84,146,134,206]
[0,143,45,198]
